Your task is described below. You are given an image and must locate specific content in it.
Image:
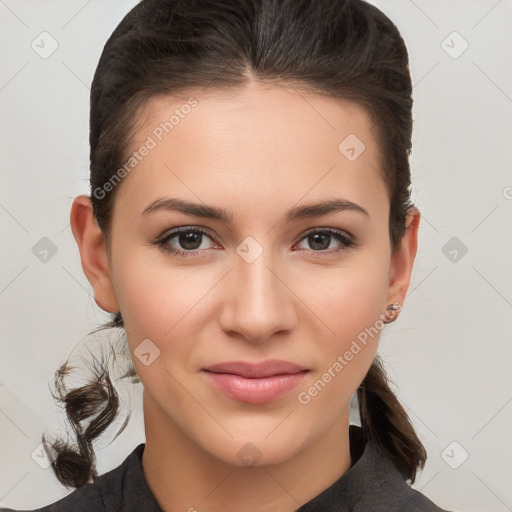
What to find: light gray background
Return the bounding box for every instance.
[1,1,511,510]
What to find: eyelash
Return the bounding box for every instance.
[153,226,357,259]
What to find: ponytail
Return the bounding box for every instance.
[42,312,134,488]
[357,355,427,483]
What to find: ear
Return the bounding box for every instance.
[386,206,420,305]
[69,195,119,313]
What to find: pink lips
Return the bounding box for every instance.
[202,360,309,404]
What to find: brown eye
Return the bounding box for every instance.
[155,227,217,257]
[295,228,355,256]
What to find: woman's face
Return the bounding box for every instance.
[76,82,418,467]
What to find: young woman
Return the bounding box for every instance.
[1,0,453,510]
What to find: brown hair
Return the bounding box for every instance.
[43,0,426,488]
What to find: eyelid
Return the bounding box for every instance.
[153,225,356,257]
[156,225,217,242]
[155,225,354,242]
[154,225,220,250]
[300,226,354,241]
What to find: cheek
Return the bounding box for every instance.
[112,264,203,397]
[112,250,204,336]
[304,256,389,342]
[296,289,384,426]
[111,252,225,381]
[298,256,389,395]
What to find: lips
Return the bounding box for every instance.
[201,359,310,404]
[202,359,309,379]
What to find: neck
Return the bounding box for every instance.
[141,390,352,512]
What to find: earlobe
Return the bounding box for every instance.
[386,207,421,306]
[70,195,119,313]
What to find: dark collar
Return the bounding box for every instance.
[98,426,440,512]
[297,426,447,511]
[298,425,405,511]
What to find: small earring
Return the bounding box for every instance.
[383,302,402,324]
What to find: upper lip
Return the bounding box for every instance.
[202,359,309,378]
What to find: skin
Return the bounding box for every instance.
[70,81,420,512]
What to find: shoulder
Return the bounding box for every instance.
[299,427,454,512]
[0,484,104,512]
[396,486,453,512]
[391,481,452,512]
[363,443,453,512]
[0,445,146,512]
[351,426,452,511]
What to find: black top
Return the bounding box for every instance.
[1,427,451,512]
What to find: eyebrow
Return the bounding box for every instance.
[141,196,369,223]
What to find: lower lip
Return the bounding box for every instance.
[202,370,309,404]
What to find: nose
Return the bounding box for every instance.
[218,247,298,344]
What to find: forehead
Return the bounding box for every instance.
[113,83,387,222]
[137,83,378,155]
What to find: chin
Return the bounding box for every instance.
[204,429,307,468]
